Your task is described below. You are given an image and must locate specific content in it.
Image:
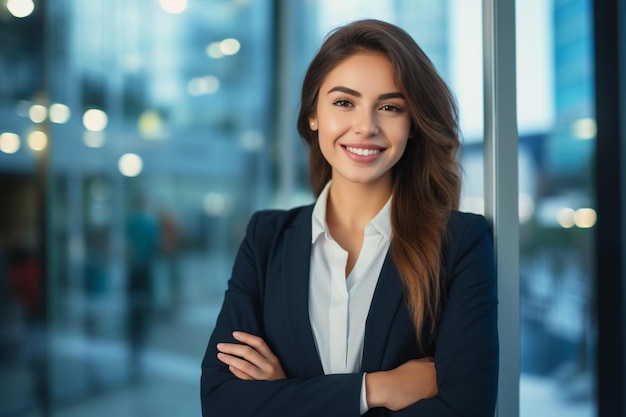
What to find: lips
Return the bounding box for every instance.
[344,146,381,156]
[341,144,386,161]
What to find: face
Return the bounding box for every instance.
[309,51,411,190]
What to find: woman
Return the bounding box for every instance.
[201,19,498,416]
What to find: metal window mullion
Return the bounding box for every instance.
[482,1,520,416]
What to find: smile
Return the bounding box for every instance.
[344,146,382,156]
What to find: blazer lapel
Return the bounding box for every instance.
[281,207,324,377]
[361,253,404,372]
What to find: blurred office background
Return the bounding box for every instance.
[0,0,622,416]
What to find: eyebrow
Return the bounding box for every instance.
[326,86,404,100]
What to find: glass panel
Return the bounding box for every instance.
[49,0,274,414]
[3,0,275,415]
[517,0,596,415]
[0,2,47,415]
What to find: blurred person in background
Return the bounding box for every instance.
[158,208,182,317]
[201,19,498,416]
[126,194,161,381]
[4,227,48,413]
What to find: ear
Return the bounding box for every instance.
[308,115,318,131]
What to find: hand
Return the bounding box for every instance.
[366,357,437,411]
[216,331,286,381]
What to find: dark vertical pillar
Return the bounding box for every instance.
[594,0,626,415]
[40,0,52,414]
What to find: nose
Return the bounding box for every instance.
[354,109,380,137]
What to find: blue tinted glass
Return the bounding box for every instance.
[518,0,596,415]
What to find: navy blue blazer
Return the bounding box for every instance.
[201,205,498,416]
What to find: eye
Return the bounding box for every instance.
[379,103,403,112]
[333,98,353,107]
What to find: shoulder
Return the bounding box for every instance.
[446,211,491,240]
[444,211,494,271]
[244,204,314,244]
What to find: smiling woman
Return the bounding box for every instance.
[309,52,411,192]
[201,19,498,417]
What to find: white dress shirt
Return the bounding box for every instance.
[309,182,392,414]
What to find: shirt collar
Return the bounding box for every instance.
[369,197,392,241]
[311,181,392,243]
[311,182,332,243]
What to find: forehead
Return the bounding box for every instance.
[321,52,401,93]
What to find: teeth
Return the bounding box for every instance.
[346,146,381,156]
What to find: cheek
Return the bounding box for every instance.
[393,140,409,165]
[390,124,411,150]
[317,133,337,165]
[317,116,349,147]
[388,127,411,163]
[319,113,347,135]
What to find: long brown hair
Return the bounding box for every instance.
[297,19,461,346]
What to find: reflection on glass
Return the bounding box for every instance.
[517,0,596,416]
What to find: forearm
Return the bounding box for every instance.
[365,371,387,408]
[364,358,438,411]
[201,371,363,417]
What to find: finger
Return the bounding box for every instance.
[232,332,277,360]
[217,343,266,368]
[230,334,283,376]
[217,352,263,379]
[228,365,253,380]
[218,342,282,378]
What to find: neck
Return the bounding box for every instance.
[327,177,392,231]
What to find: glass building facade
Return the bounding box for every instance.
[0,0,621,416]
[518,0,597,415]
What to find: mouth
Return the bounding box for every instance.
[343,145,384,156]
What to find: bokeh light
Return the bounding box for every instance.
[29,104,47,123]
[187,76,220,96]
[207,38,241,58]
[206,42,224,59]
[83,109,108,131]
[575,208,597,228]
[118,153,143,177]
[27,130,48,151]
[220,38,241,55]
[572,117,597,140]
[7,0,34,18]
[556,207,576,228]
[203,193,229,216]
[159,0,187,14]
[138,110,163,139]
[49,103,71,124]
[0,132,21,154]
[83,131,106,148]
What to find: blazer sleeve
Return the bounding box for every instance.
[382,214,499,417]
[200,211,364,417]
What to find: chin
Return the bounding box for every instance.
[338,173,388,187]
